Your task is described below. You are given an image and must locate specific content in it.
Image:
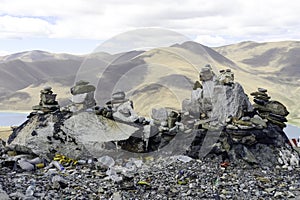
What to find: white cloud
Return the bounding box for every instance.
[194,35,227,47]
[0,50,10,56]
[0,15,53,38]
[0,0,299,47]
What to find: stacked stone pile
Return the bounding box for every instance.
[251,88,289,128]
[69,80,96,112]
[218,68,234,85]
[32,86,59,113]
[108,91,137,122]
[2,65,300,199]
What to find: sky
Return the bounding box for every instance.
[0,0,299,55]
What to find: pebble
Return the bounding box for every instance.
[1,155,300,199]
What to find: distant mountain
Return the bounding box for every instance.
[0,41,299,126]
[0,50,82,62]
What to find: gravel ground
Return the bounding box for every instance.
[1,155,300,200]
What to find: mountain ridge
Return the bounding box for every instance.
[0,40,299,126]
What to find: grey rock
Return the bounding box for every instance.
[287,191,295,198]
[18,159,35,171]
[226,124,238,129]
[258,88,267,93]
[8,112,139,159]
[241,134,257,145]
[210,83,253,126]
[151,108,168,123]
[9,191,26,199]
[199,66,214,81]
[266,101,289,116]
[112,91,126,101]
[237,125,254,130]
[250,115,267,128]
[274,191,284,197]
[52,175,67,189]
[71,91,96,110]
[112,100,139,122]
[241,116,250,121]
[41,93,57,105]
[76,80,89,86]
[71,84,96,95]
[43,86,52,91]
[0,188,10,200]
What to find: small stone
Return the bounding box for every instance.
[76,80,89,86]
[0,188,10,200]
[241,116,250,121]
[265,188,276,193]
[287,191,295,198]
[43,86,52,91]
[274,191,284,198]
[226,124,238,129]
[258,88,267,93]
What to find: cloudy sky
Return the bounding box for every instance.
[0,0,299,55]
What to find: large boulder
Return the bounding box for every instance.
[8,112,139,159]
[182,80,253,125]
[210,83,253,126]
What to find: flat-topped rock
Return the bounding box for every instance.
[112,91,126,101]
[266,101,289,116]
[250,91,269,97]
[75,80,89,86]
[71,84,96,95]
[258,88,267,93]
[43,86,52,91]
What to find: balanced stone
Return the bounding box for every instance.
[43,86,52,91]
[70,80,96,111]
[151,108,168,123]
[112,91,126,101]
[253,99,266,106]
[199,67,214,81]
[269,113,287,122]
[71,84,96,95]
[250,91,269,97]
[76,80,89,86]
[266,116,286,128]
[254,95,270,101]
[258,88,267,93]
[218,68,234,85]
[265,101,289,116]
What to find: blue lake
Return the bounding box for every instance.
[0,112,29,126]
[0,112,299,139]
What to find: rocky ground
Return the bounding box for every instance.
[1,155,300,200]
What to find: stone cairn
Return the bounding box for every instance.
[69,80,96,112]
[109,91,139,123]
[218,68,234,85]
[32,86,59,113]
[251,88,289,128]
[183,65,298,167]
